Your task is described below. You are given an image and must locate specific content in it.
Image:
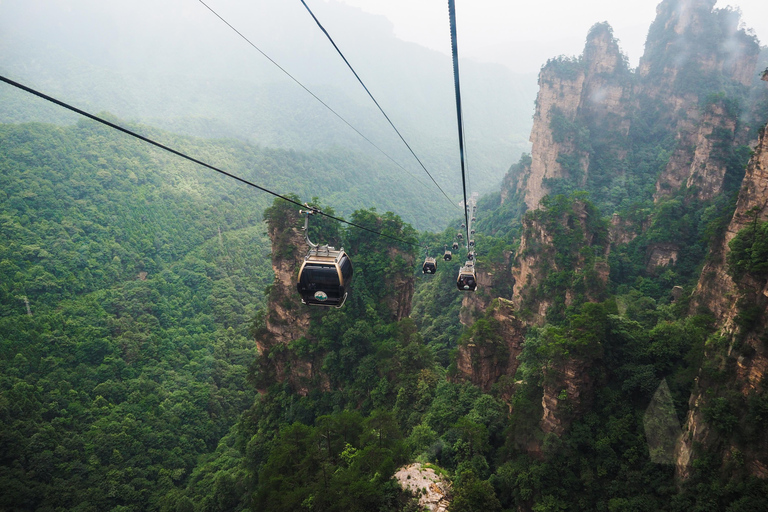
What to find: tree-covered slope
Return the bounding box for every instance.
[0,115,461,510]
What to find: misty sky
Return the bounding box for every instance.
[329,0,768,73]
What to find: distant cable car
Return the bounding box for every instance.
[467,252,474,261]
[422,256,437,274]
[457,262,477,291]
[296,207,353,308]
[461,223,466,228]
[443,246,452,261]
[457,232,463,240]
[452,242,459,250]
[469,239,475,247]
[470,229,475,235]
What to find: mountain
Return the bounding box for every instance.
[448,0,768,508]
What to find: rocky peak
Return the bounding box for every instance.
[259,203,311,351]
[251,200,323,395]
[516,23,631,211]
[540,357,595,437]
[639,0,759,94]
[583,22,627,77]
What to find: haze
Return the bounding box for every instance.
[332,0,768,73]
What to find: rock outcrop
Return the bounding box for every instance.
[638,0,759,127]
[260,207,311,350]
[677,123,768,479]
[386,247,415,322]
[454,299,525,393]
[654,101,742,202]
[511,197,610,326]
[514,23,631,211]
[540,358,595,436]
[394,463,451,512]
[252,204,323,395]
[639,0,760,202]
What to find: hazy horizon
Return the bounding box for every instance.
[331,0,768,73]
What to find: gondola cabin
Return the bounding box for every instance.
[457,263,477,291]
[443,249,452,261]
[422,256,437,274]
[469,239,475,247]
[297,246,353,308]
[452,242,459,250]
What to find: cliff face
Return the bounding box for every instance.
[252,205,323,395]
[517,24,630,211]
[540,358,595,436]
[386,247,415,323]
[461,0,762,451]
[511,198,610,326]
[454,299,525,394]
[638,0,759,113]
[640,0,760,202]
[677,124,768,479]
[654,101,739,201]
[260,208,311,350]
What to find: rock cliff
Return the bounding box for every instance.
[454,299,525,394]
[654,101,741,201]
[540,357,595,436]
[515,23,631,210]
[511,197,610,326]
[386,247,415,323]
[460,0,763,451]
[638,0,759,123]
[677,122,768,479]
[251,203,324,395]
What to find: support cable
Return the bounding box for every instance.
[447,0,471,247]
[197,0,454,206]
[0,74,423,248]
[298,0,457,209]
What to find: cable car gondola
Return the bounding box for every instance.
[469,239,475,247]
[452,242,459,250]
[457,262,477,291]
[422,256,437,274]
[296,208,353,308]
[457,232,463,240]
[443,249,452,261]
[467,251,474,261]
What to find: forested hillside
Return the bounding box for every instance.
[0,117,451,510]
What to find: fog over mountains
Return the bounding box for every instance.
[0,0,538,199]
